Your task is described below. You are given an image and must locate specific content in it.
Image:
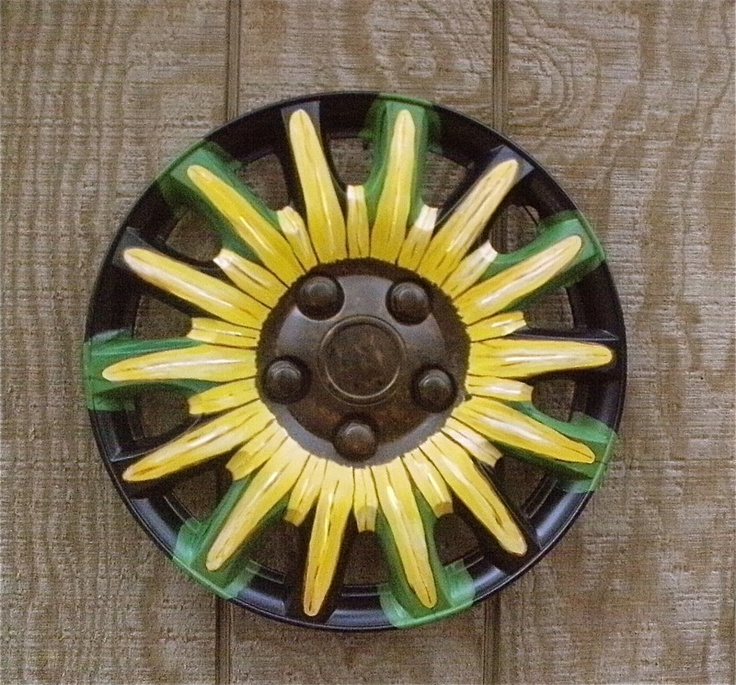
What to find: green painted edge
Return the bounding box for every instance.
[481,210,606,313]
[376,494,474,628]
[361,97,439,227]
[172,477,289,600]
[498,403,617,491]
[156,141,279,261]
[83,330,213,411]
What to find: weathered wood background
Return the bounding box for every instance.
[2,1,734,683]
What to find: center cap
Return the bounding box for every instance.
[256,260,469,466]
[320,317,403,404]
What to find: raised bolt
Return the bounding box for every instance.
[263,358,308,403]
[333,419,377,462]
[414,368,455,412]
[296,275,343,320]
[387,281,431,324]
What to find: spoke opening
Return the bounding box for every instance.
[328,135,373,187]
[343,531,391,586]
[423,151,468,208]
[165,208,222,262]
[434,512,479,565]
[236,153,290,211]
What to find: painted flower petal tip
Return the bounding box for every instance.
[121,463,147,482]
[204,553,224,572]
[507,532,528,556]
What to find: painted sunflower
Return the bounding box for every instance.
[85,95,620,627]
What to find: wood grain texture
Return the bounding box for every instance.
[0,1,228,682]
[4,0,734,683]
[498,2,735,683]
[229,2,499,683]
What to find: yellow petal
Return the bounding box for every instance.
[303,462,354,616]
[187,317,260,349]
[469,338,614,379]
[370,109,416,263]
[453,397,595,463]
[207,440,309,571]
[288,110,347,262]
[277,206,319,270]
[465,375,534,403]
[214,248,286,308]
[442,416,503,467]
[397,205,438,271]
[353,467,379,532]
[226,422,289,480]
[455,235,582,324]
[467,311,527,342]
[187,164,303,283]
[284,455,328,526]
[102,344,256,383]
[442,241,498,298]
[372,461,437,608]
[122,403,266,482]
[421,434,526,555]
[124,248,268,328]
[187,378,259,415]
[418,159,519,284]
[402,450,453,517]
[346,185,370,258]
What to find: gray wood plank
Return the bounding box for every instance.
[0,1,229,682]
[497,2,735,683]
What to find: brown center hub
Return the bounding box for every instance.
[320,318,404,404]
[257,259,469,465]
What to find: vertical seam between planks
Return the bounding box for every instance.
[216,1,242,682]
[225,0,242,121]
[483,1,508,684]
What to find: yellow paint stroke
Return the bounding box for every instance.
[303,462,354,616]
[353,467,379,533]
[443,241,498,299]
[122,402,268,482]
[277,206,319,271]
[397,205,438,271]
[214,248,286,308]
[455,235,582,325]
[288,110,347,262]
[103,344,256,383]
[226,422,289,480]
[421,434,526,555]
[187,317,260,349]
[124,248,267,329]
[441,416,503,467]
[346,185,370,258]
[187,164,303,283]
[453,397,595,464]
[465,376,534,403]
[284,455,328,526]
[466,311,526,342]
[418,159,519,284]
[370,109,416,263]
[469,338,614,379]
[372,461,437,608]
[187,378,259,415]
[402,450,453,517]
[207,441,309,571]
